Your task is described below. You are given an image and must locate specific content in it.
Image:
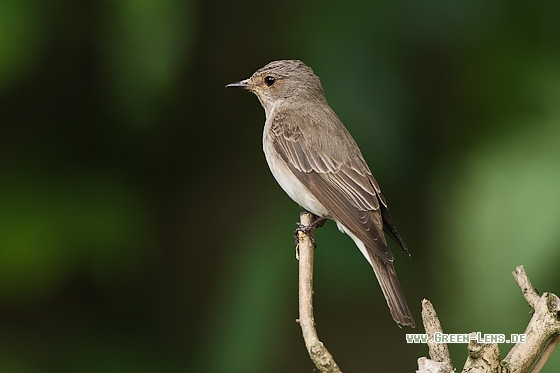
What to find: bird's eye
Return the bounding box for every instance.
[264,76,276,86]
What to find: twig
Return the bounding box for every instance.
[296,212,342,373]
[417,266,560,373]
[416,299,454,373]
[512,265,540,308]
[461,337,500,373]
[422,299,453,366]
[501,266,560,373]
[531,334,560,373]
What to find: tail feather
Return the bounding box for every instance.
[370,255,415,327]
[380,203,411,257]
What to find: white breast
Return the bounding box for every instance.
[262,114,329,217]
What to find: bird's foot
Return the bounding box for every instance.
[294,212,326,249]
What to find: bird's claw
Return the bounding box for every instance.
[294,222,317,248]
[293,214,326,249]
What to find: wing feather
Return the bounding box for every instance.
[270,115,393,262]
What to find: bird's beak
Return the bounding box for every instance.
[225,79,251,90]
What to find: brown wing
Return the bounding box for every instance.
[270,113,394,263]
[269,110,415,327]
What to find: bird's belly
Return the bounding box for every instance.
[263,143,329,217]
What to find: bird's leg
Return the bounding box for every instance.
[294,212,326,248]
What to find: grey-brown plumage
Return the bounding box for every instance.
[226,60,415,327]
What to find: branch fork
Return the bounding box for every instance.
[292,211,559,373]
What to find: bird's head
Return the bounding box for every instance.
[226,60,326,115]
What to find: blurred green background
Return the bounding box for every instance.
[1,0,560,372]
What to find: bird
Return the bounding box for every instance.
[226,60,415,327]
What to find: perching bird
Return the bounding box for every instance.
[227,60,414,327]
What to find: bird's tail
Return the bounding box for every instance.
[370,256,415,327]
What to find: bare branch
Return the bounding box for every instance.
[416,357,452,373]
[416,300,454,373]
[461,338,500,373]
[421,299,453,367]
[501,266,560,373]
[296,212,342,373]
[417,265,560,373]
[531,334,560,373]
[512,265,540,308]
